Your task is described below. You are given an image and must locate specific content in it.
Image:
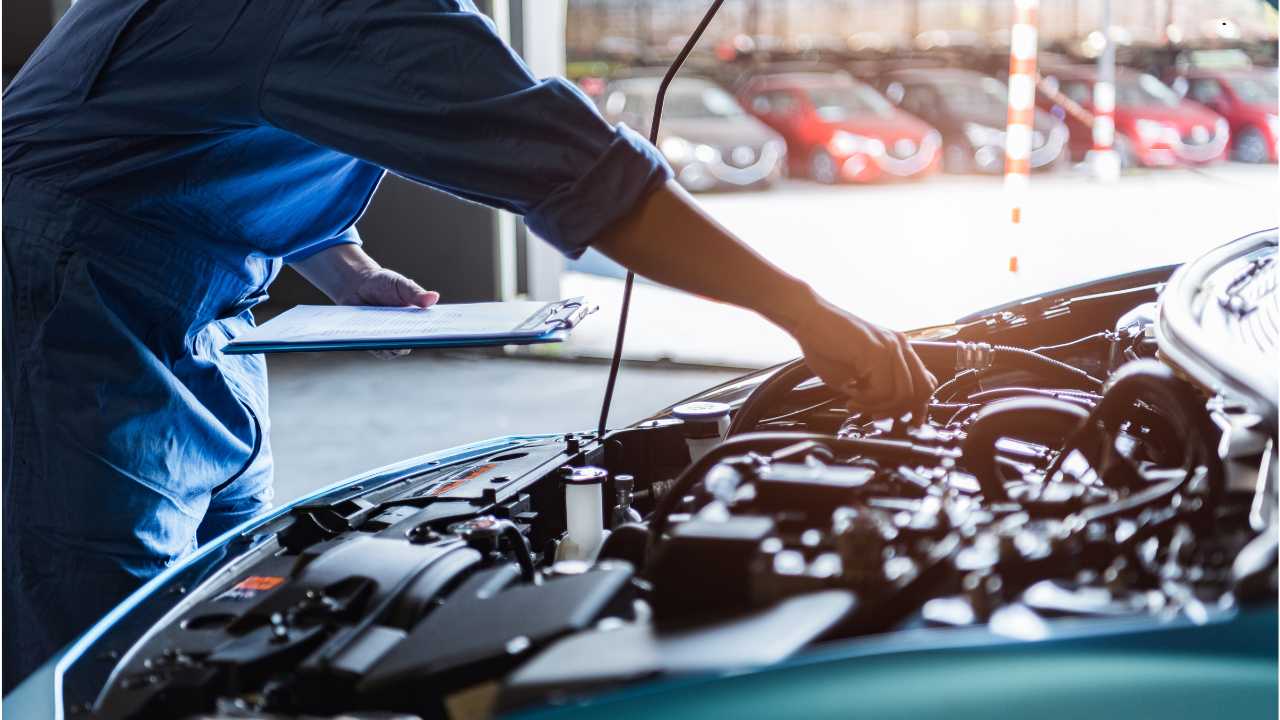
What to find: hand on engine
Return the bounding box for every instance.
[790,298,936,416]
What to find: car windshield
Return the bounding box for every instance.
[1228,74,1279,104]
[936,76,1008,115]
[606,81,745,120]
[806,82,895,120]
[652,83,745,119]
[1116,74,1182,107]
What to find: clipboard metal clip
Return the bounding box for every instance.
[543,297,598,331]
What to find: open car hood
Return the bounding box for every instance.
[9,231,1277,720]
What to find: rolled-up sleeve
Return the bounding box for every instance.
[282,225,363,264]
[259,0,671,257]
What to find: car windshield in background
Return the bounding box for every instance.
[807,83,895,120]
[605,80,745,121]
[1229,74,1279,104]
[1117,74,1183,107]
[936,76,1008,115]
[639,83,745,119]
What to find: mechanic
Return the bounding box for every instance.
[1,0,935,687]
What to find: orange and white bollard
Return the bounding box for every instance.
[1004,0,1038,272]
[1087,0,1121,181]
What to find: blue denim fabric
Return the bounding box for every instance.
[1,0,670,688]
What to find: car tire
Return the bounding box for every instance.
[1232,126,1270,164]
[809,149,839,184]
[1114,134,1137,169]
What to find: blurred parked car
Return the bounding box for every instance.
[1041,66,1230,168]
[877,68,1070,174]
[599,76,785,192]
[1179,68,1278,164]
[738,72,941,183]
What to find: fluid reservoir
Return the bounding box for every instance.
[672,401,732,461]
[557,466,608,562]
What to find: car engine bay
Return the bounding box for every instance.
[72,231,1277,720]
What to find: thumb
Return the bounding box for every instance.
[392,274,440,308]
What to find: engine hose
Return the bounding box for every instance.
[910,341,1106,392]
[1031,331,1111,356]
[728,342,1102,437]
[646,431,957,552]
[961,397,1091,501]
[500,523,538,583]
[931,369,983,404]
[1049,360,1222,504]
[965,387,1102,404]
[726,358,815,437]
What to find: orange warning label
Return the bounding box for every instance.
[428,463,497,496]
[217,575,285,601]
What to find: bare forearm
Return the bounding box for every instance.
[591,181,816,332]
[290,243,437,308]
[592,180,935,412]
[289,244,381,304]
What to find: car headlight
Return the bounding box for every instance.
[1134,119,1177,144]
[963,122,1006,147]
[1214,117,1230,137]
[764,138,787,157]
[1267,115,1280,138]
[660,136,692,164]
[923,129,942,149]
[830,130,884,157]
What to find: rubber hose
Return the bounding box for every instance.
[910,341,1105,391]
[728,342,1102,437]
[961,397,1091,500]
[1032,331,1111,355]
[931,369,983,404]
[726,358,816,437]
[1051,360,1221,502]
[966,387,1102,404]
[500,523,538,583]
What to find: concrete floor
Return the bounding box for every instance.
[266,351,738,503]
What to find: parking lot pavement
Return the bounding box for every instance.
[266,351,739,503]
[563,163,1279,367]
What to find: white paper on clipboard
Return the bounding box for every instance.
[223,298,594,354]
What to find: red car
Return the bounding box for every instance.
[1181,68,1278,164]
[739,72,942,183]
[1042,66,1230,168]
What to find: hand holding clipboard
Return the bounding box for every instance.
[222,298,595,355]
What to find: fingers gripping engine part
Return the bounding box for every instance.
[728,341,1106,440]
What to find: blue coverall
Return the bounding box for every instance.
[1,0,670,687]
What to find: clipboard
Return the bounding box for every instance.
[222,297,596,355]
